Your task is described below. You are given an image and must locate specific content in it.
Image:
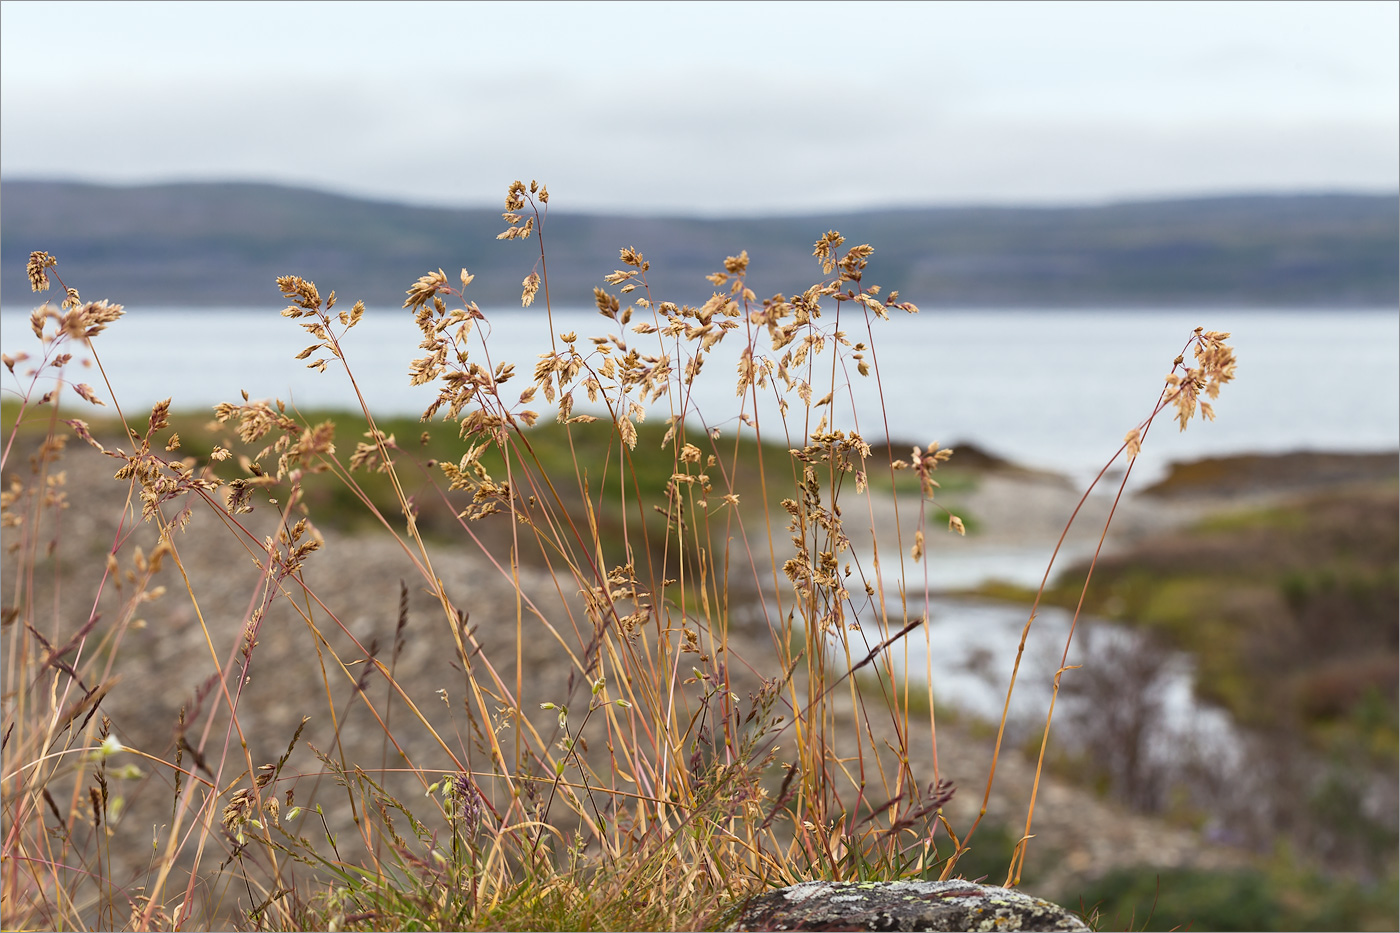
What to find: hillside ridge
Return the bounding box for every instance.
[3,179,1395,308]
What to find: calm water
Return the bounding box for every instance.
[3,306,1396,486]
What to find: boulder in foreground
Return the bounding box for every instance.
[729,879,1090,932]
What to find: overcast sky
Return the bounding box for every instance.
[2,0,1396,215]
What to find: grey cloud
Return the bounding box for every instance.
[3,58,1394,216]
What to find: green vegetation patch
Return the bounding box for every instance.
[4,400,892,566]
[1068,863,1400,932]
[1042,485,1399,759]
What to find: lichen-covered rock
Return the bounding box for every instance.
[729,879,1090,932]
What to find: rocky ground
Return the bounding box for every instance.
[5,430,1394,908]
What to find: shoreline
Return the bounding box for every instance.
[839,446,1397,595]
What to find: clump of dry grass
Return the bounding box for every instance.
[1,182,1234,932]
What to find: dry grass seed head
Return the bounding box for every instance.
[404,269,449,312]
[521,272,541,307]
[276,275,321,312]
[813,230,845,274]
[27,250,57,291]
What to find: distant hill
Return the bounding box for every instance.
[2,180,1396,309]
